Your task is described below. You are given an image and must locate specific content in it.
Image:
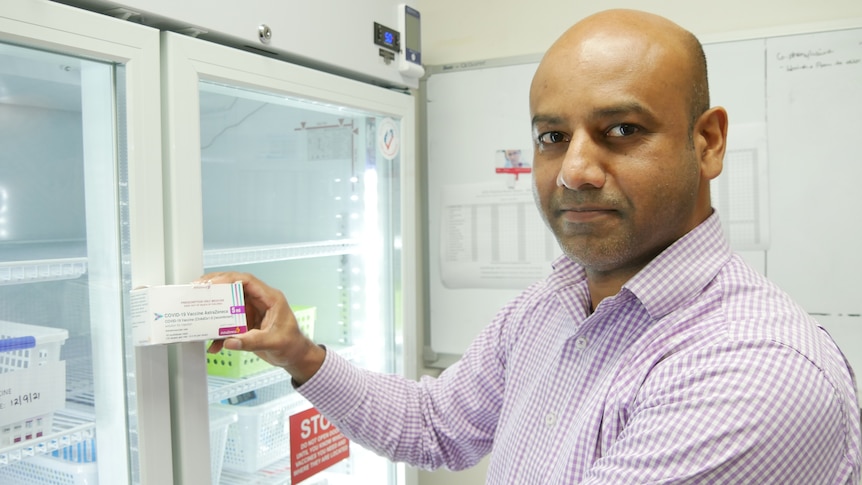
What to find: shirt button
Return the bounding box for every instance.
[545,412,557,427]
[574,337,588,350]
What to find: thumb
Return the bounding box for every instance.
[221,327,294,368]
[222,329,273,353]
[221,335,246,351]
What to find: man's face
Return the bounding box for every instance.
[529,28,710,278]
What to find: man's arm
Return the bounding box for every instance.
[201,270,506,470]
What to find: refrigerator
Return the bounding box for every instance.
[159,29,419,485]
[1,1,419,484]
[0,1,173,484]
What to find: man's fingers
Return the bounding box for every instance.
[222,336,245,351]
[207,339,225,354]
[223,329,273,354]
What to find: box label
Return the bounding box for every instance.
[289,407,349,484]
[131,282,248,345]
[0,361,66,427]
[218,326,247,336]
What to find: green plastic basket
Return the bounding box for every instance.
[293,305,317,339]
[206,306,316,378]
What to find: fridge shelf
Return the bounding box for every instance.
[208,368,291,404]
[207,345,357,404]
[0,410,96,467]
[0,242,88,285]
[0,259,87,285]
[218,454,346,485]
[203,240,361,268]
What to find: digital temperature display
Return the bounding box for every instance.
[374,22,400,52]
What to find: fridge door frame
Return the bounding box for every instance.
[0,1,173,484]
[50,0,422,89]
[160,30,419,485]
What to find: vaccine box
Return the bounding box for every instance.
[131,282,247,346]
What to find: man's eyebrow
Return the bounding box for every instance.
[531,114,565,127]
[591,102,651,119]
[595,102,665,128]
[531,102,655,127]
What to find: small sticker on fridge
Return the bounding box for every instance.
[377,117,400,160]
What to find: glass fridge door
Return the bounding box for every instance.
[0,2,171,485]
[162,32,418,485]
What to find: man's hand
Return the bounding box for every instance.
[199,272,326,384]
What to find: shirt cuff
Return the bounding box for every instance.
[294,346,367,421]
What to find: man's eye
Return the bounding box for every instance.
[606,124,640,137]
[537,131,568,144]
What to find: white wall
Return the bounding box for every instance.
[415,1,862,484]
[420,0,862,65]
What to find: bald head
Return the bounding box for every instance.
[533,9,710,131]
[527,9,728,282]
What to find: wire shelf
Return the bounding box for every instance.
[0,259,87,285]
[0,411,96,467]
[207,345,356,404]
[203,240,360,268]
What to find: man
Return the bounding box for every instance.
[204,9,862,484]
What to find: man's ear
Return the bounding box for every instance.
[694,106,728,181]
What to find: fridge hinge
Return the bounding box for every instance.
[103,7,141,21]
[177,27,208,38]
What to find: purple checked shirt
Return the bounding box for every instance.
[299,213,862,484]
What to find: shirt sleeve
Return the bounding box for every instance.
[582,339,860,485]
[296,314,509,471]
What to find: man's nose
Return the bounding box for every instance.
[557,133,606,190]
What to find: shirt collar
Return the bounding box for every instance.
[548,212,732,320]
[623,212,732,320]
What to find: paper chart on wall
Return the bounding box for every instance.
[439,181,560,289]
[710,122,770,250]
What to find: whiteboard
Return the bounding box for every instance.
[423,28,862,375]
[424,58,545,361]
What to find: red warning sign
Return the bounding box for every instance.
[289,407,350,484]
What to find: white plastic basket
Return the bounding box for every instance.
[209,406,238,484]
[0,321,69,447]
[214,380,307,473]
[0,455,97,485]
[0,321,68,373]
